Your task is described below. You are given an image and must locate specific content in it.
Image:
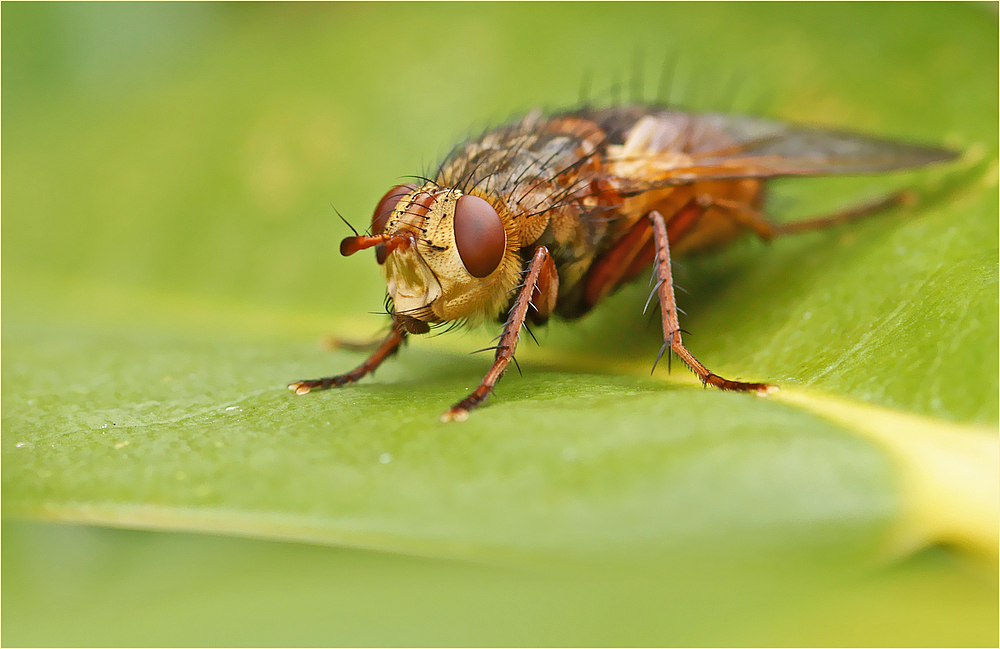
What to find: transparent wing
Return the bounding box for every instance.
[601,111,958,194]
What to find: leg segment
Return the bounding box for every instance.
[527,248,560,326]
[649,209,776,395]
[582,197,706,310]
[289,321,406,394]
[321,335,384,353]
[769,191,913,237]
[442,246,556,422]
[583,211,655,308]
[698,191,913,241]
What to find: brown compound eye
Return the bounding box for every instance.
[454,194,506,278]
[371,184,417,264]
[372,184,417,234]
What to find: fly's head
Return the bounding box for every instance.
[340,183,522,332]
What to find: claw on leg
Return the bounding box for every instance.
[289,324,406,395]
[441,408,470,423]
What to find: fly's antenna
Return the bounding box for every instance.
[332,204,360,237]
[340,232,412,257]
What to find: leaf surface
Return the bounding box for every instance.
[2,2,996,645]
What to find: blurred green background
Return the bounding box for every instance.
[3,2,997,645]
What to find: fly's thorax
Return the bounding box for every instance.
[379,185,522,326]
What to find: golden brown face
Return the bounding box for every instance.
[343,183,522,330]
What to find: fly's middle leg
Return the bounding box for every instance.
[649,209,777,395]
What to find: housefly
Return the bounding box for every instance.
[290,106,957,421]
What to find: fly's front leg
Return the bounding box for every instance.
[442,246,558,422]
[321,335,385,353]
[649,210,776,395]
[289,321,407,394]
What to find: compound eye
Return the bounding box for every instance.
[372,184,417,233]
[371,184,416,264]
[454,194,506,278]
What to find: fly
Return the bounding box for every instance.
[289,105,957,421]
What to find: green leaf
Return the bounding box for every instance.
[3,2,997,645]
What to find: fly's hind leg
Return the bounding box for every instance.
[769,191,915,237]
[289,322,407,394]
[649,209,777,395]
[699,191,914,241]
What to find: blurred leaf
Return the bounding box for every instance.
[3,519,996,647]
[2,2,997,645]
